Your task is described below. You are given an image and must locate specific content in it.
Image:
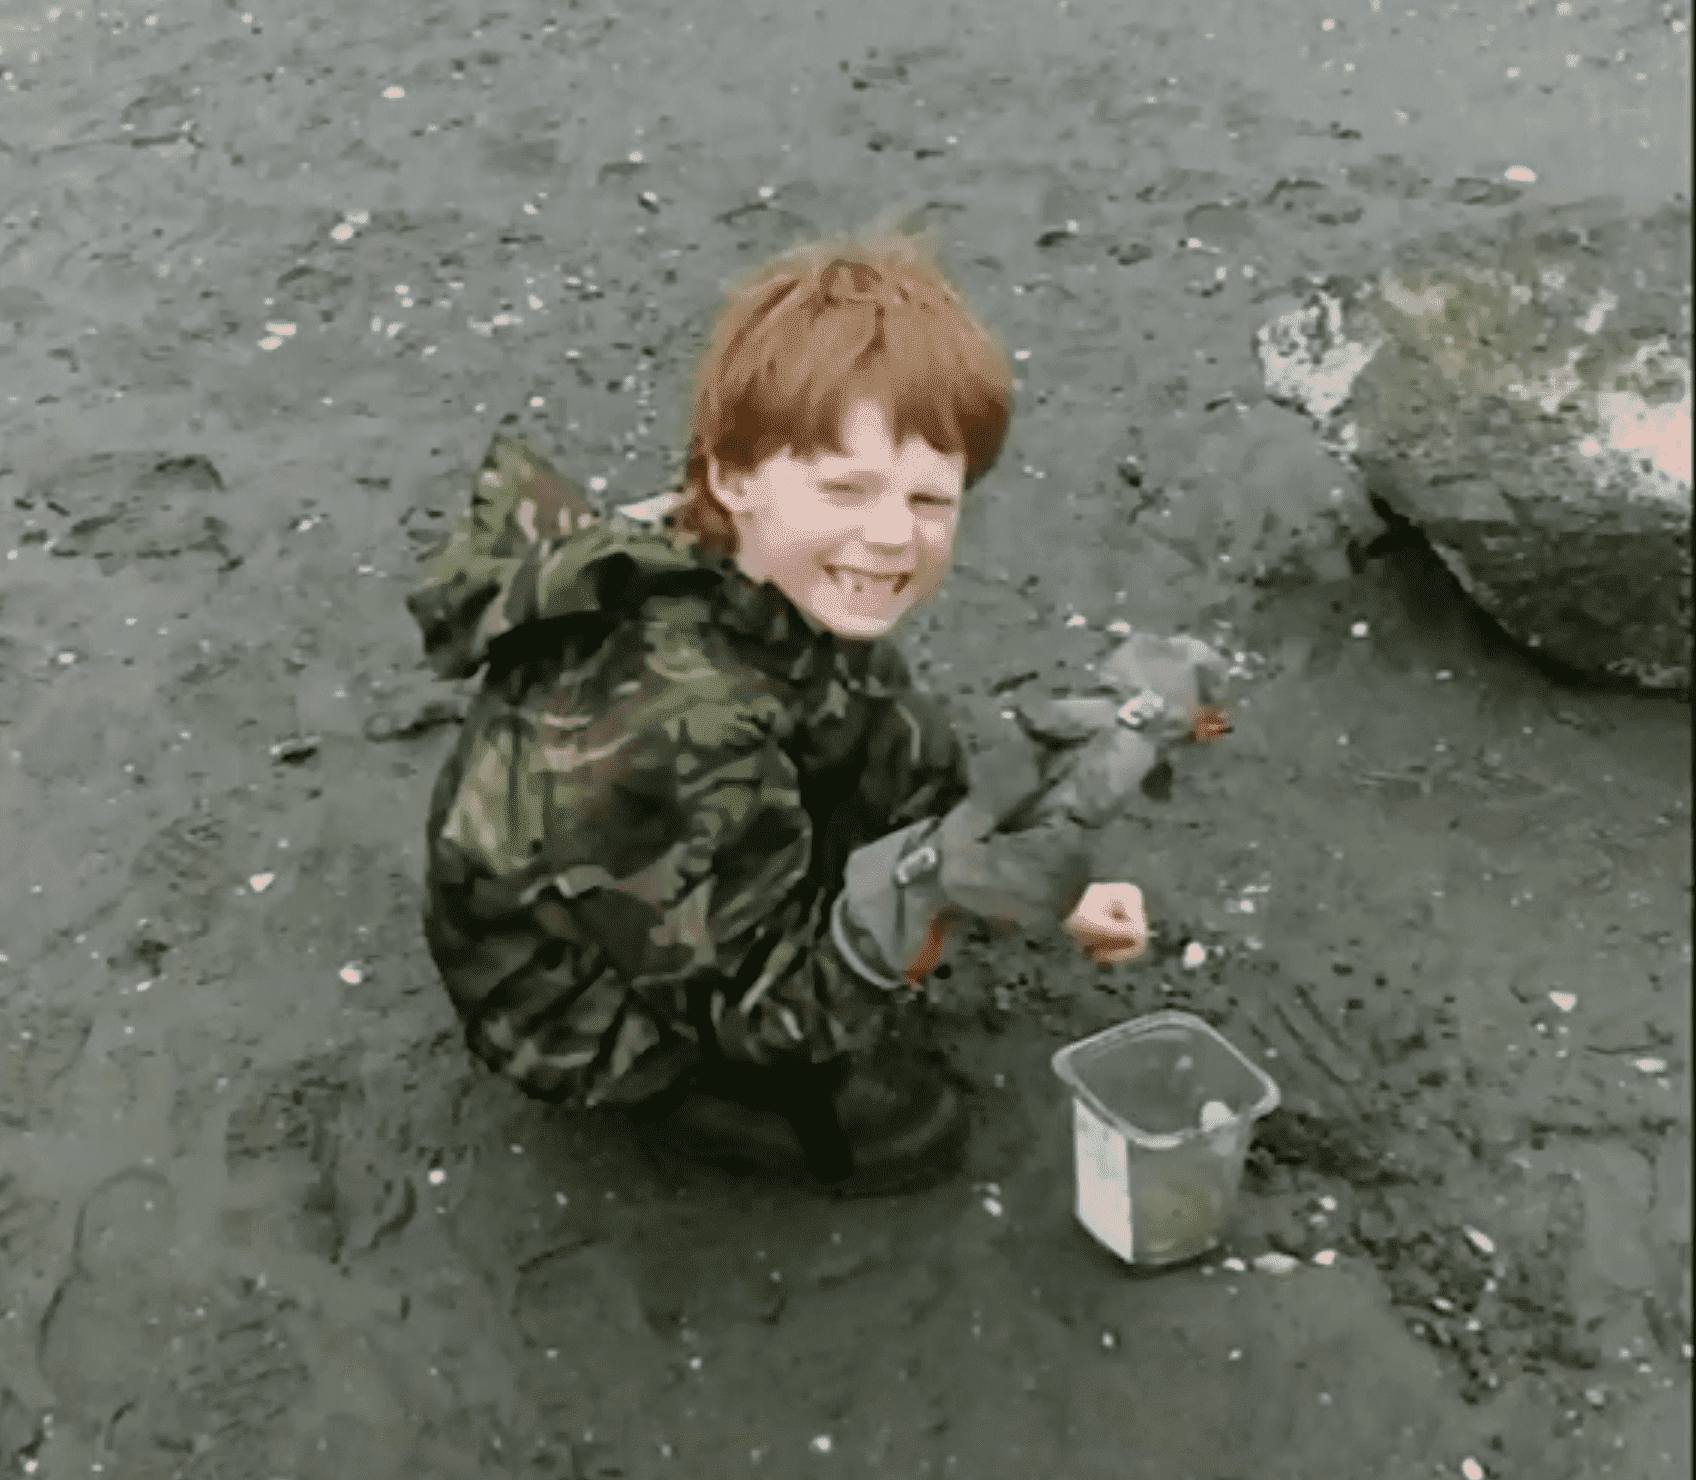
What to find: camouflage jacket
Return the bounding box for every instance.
[406,437,977,1108]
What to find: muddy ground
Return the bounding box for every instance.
[0,0,1690,1476]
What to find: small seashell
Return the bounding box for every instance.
[1463,1226,1495,1256]
[1549,991,1577,1012]
[1199,1101,1234,1132]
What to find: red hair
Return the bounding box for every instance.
[673,209,1016,557]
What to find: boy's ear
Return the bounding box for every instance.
[706,456,750,515]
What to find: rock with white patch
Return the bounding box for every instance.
[1256,201,1691,691]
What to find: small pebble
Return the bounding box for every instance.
[1313,1250,1337,1267]
[1253,1252,1301,1276]
[1549,991,1577,1012]
[1633,1057,1667,1074]
[1461,1460,1486,1480]
[1464,1226,1496,1256]
[1182,942,1207,970]
[249,873,275,892]
[1350,621,1369,638]
[339,964,363,985]
[982,1197,1004,1218]
[428,1168,446,1186]
[810,1435,833,1454]
[1222,1258,1247,1273]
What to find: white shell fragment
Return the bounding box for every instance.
[249,873,275,893]
[1549,991,1577,1012]
[339,964,363,985]
[428,1168,446,1185]
[810,1435,833,1454]
[1504,165,1537,183]
[1461,1459,1486,1480]
[1200,1101,1234,1132]
[1633,1057,1668,1074]
[1253,1252,1301,1276]
[1463,1226,1496,1256]
[1312,1249,1337,1267]
[1350,621,1369,638]
[1182,942,1208,970]
[982,1196,1004,1218]
[1222,1257,1247,1272]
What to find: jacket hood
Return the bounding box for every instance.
[406,436,853,684]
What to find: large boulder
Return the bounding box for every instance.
[1255,201,1692,692]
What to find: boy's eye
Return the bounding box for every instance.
[823,483,955,508]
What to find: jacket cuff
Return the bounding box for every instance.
[829,890,910,992]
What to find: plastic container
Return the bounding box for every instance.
[1051,1010,1280,1267]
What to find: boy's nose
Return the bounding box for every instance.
[859,501,917,546]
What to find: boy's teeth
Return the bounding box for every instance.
[833,568,901,594]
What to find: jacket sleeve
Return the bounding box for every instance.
[425,682,901,1106]
[548,709,916,1082]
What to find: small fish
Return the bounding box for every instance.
[903,905,972,988]
[1187,704,1231,742]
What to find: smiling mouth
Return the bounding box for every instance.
[827,566,911,597]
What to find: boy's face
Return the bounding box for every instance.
[708,398,966,642]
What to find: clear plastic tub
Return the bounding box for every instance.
[1051,1010,1280,1267]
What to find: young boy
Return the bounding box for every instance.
[407,218,1175,1197]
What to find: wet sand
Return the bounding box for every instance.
[1,0,1690,1475]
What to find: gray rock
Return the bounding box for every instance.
[1255,202,1692,691]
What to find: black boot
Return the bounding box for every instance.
[636,1052,967,1197]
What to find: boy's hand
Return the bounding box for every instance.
[1065,882,1149,967]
